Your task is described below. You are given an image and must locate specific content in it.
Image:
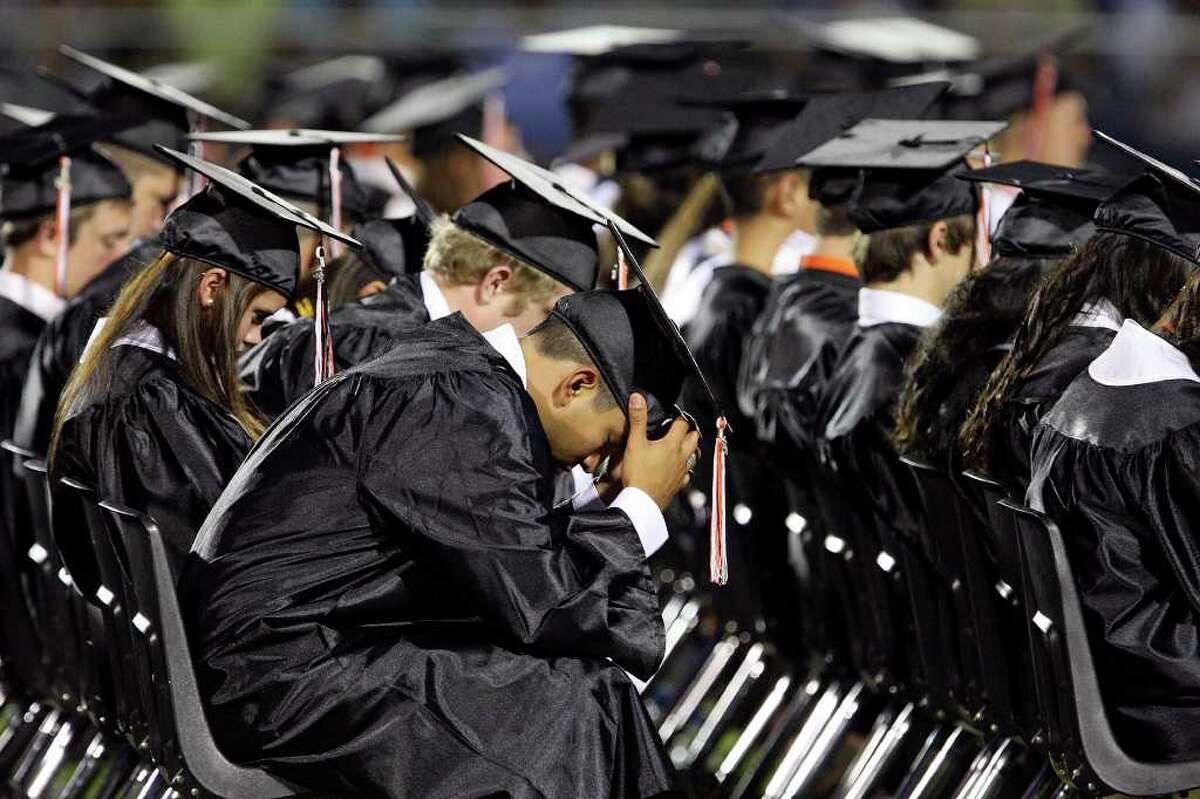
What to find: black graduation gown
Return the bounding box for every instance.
[182,314,676,798]
[0,295,50,691]
[991,325,1115,495]
[52,339,253,565]
[239,272,430,420]
[678,264,780,627]
[1030,361,1200,762]
[13,240,160,457]
[737,267,860,455]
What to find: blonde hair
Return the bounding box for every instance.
[423,216,564,313]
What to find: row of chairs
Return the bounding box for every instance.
[0,440,299,798]
[635,451,1200,797]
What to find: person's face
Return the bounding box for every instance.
[1039,91,1092,168]
[236,289,288,353]
[128,165,181,242]
[528,361,629,468]
[64,200,133,297]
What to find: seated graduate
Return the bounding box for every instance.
[13,45,247,458]
[325,214,429,309]
[961,141,1197,496]
[0,115,132,693]
[892,160,1123,469]
[810,119,1000,568]
[50,148,353,564]
[239,135,615,420]
[1027,138,1200,762]
[181,274,704,794]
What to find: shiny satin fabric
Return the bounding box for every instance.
[238,273,430,419]
[51,344,253,568]
[13,239,160,456]
[184,314,675,797]
[1031,374,1200,763]
[737,268,860,454]
[989,325,1115,496]
[0,296,50,692]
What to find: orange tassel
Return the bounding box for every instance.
[710,416,729,585]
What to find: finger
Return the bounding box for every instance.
[681,430,701,455]
[663,416,690,443]
[626,393,648,446]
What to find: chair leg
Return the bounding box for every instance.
[713,673,797,787]
[8,704,65,789]
[659,635,741,743]
[895,724,978,799]
[54,729,111,799]
[725,675,825,799]
[835,701,920,799]
[680,642,767,770]
[773,681,871,799]
[0,700,47,770]
[22,712,82,798]
[760,680,852,798]
[86,742,140,799]
[949,735,1002,799]
[116,760,161,799]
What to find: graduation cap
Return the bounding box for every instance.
[0,102,55,128]
[263,55,394,130]
[0,114,132,221]
[344,156,438,279]
[190,128,407,224]
[522,25,685,57]
[799,119,1007,234]
[153,146,360,300]
[956,160,1126,257]
[385,156,437,227]
[451,134,656,291]
[360,69,507,159]
[806,16,980,66]
[1089,132,1200,266]
[553,220,729,582]
[682,90,809,172]
[56,45,249,163]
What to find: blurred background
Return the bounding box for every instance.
[1,1,1197,171]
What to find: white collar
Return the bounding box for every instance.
[1088,319,1200,387]
[419,271,453,321]
[857,287,942,329]
[86,318,178,360]
[481,323,527,388]
[0,272,65,322]
[1070,298,1123,332]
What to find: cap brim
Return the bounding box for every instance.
[384,156,438,227]
[457,133,657,247]
[189,127,407,147]
[60,45,250,130]
[154,145,361,248]
[798,117,1007,169]
[1095,130,1200,199]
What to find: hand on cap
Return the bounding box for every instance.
[621,393,701,510]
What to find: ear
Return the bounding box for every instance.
[357,279,389,299]
[925,220,950,264]
[33,219,59,260]
[551,366,603,408]
[196,267,229,309]
[476,263,513,305]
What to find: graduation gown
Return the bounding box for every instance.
[0,295,51,691]
[183,314,676,798]
[13,240,160,456]
[52,330,253,566]
[1029,320,1200,762]
[991,324,1116,495]
[240,272,429,419]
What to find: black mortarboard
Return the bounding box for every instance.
[57,45,249,163]
[1090,132,1200,266]
[0,103,55,128]
[190,128,406,222]
[153,146,361,299]
[806,16,980,66]
[800,118,1006,233]
[451,135,655,291]
[263,55,395,131]
[683,91,809,172]
[753,83,950,174]
[957,160,1126,256]
[0,115,132,220]
[361,69,507,159]
[351,217,428,278]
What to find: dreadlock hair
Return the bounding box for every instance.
[960,231,1197,474]
[893,255,1052,463]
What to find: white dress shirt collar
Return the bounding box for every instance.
[419,271,453,321]
[1088,319,1200,387]
[857,287,942,329]
[0,272,66,323]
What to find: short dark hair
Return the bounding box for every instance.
[815,203,857,238]
[2,203,105,250]
[526,314,618,411]
[855,214,975,284]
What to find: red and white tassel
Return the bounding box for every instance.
[709,416,729,585]
[616,246,629,290]
[54,155,71,298]
[328,146,343,259]
[975,149,993,268]
[312,245,336,386]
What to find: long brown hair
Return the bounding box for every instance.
[53,251,271,456]
[1164,270,1200,364]
[959,232,1196,473]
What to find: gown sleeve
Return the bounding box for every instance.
[356,370,666,678]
